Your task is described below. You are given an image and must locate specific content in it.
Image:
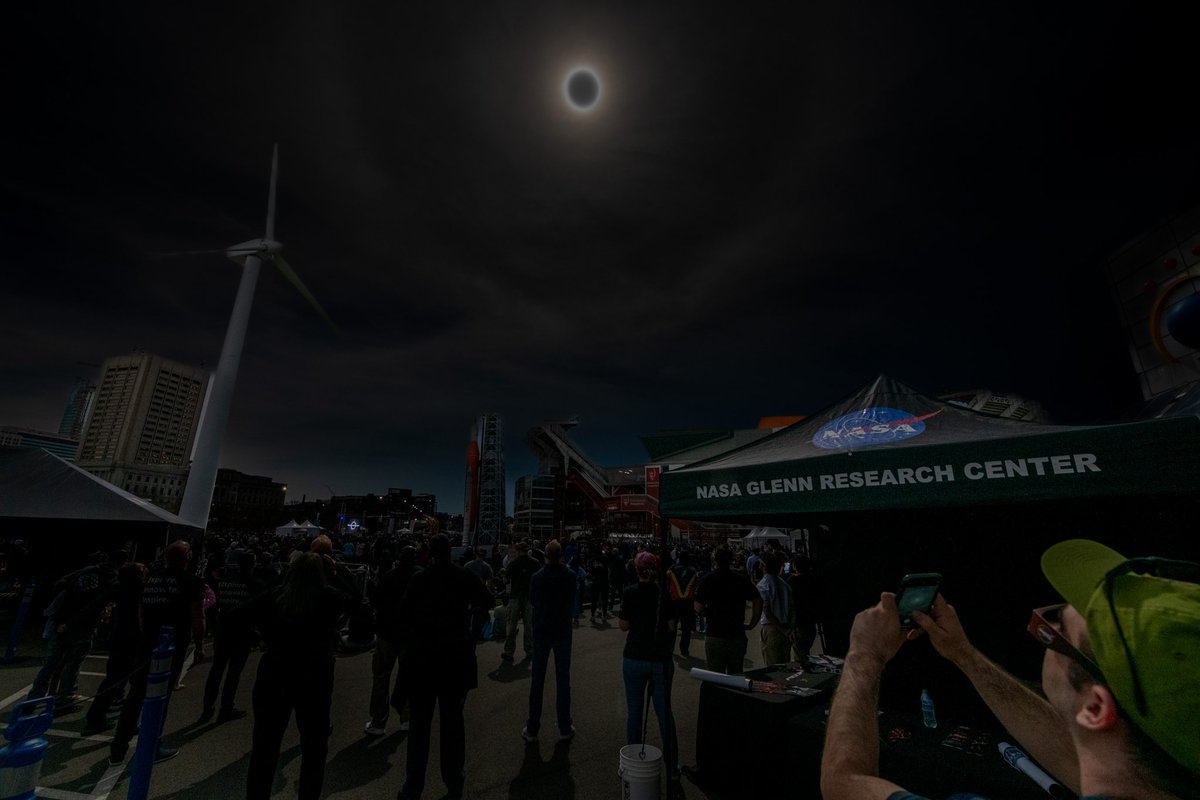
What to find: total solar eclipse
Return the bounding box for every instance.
[565,68,600,111]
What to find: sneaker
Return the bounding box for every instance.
[217,708,247,722]
[154,745,180,763]
[364,719,386,737]
[558,725,576,741]
[109,743,128,765]
[520,726,538,743]
[397,720,410,732]
[56,693,86,706]
[500,653,514,662]
[198,707,215,723]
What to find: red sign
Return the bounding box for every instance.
[645,466,661,500]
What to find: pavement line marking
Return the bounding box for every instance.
[89,762,126,800]
[35,788,94,800]
[46,728,113,742]
[80,671,106,677]
[177,644,195,684]
[84,654,109,661]
[0,686,32,712]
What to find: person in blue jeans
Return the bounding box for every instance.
[618,550,680,782]
[522,539,577,741]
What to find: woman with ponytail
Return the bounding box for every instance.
[618,550,681,782]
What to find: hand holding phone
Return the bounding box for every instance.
[896,572,942,627]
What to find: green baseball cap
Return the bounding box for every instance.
[1041,539,1200,775]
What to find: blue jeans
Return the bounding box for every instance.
[30,625,92,701]
[527,631,572,734]
[622,657,678,775]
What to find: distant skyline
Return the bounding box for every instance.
[5,2,1200,515]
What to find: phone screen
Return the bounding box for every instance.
[897,585,937,621]
[896,573,942,624]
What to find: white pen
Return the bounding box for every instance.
[998,741,1069,799]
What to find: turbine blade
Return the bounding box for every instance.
[266,143,279,241]
[273,255,338,332]
[150,248,235,259]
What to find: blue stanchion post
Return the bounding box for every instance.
[4,580,37,663]
[127,626,174,800]
[0,696,54,800]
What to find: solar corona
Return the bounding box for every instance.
[564,67,600,111]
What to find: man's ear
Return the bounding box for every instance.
[1075,683,1120,732]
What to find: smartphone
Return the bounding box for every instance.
[896,572,942,626]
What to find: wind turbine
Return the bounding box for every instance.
[178,143,335,529]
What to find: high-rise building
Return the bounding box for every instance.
[465,413,506,548]
[76,353,209,513]
[58,377,97,440]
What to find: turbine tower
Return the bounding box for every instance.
[179,144,334,529]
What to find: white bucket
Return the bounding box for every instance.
[618,744,662,800]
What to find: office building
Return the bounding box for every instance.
[76,353,209,513]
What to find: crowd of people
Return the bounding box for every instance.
[16,528,1199,799]
[21,528,820,799]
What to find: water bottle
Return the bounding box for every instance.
[920,688,937,728]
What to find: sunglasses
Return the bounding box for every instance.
[1027,603,1106,683]
[1102,557,1200,716]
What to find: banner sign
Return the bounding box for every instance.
[660,419,1200,518]
[695,453,1098,500]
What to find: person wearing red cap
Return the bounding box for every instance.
[619,550,681,783]
[821,539,1200,799]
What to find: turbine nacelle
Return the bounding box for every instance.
[225,238,283,263]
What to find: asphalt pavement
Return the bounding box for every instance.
[0,615,767,800]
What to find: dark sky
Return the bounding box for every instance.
[4,2,1200,514]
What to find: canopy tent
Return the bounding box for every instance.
[661,375,1200,520]
[731,526,803,550]
[274,519,321,538]
[0,447,198,530]
[0,446,200,612]
[658,376,1200,725]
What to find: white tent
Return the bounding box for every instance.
[732,526,806,551]
[274,519,321,538]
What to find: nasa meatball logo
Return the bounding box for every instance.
[812,407,940,450]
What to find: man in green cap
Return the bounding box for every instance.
[821,539,1200,799]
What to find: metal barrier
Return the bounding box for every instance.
[127,626,175,800]
[0,696,54,800]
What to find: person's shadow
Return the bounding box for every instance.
[507,740,575,800]
[486,658,531,684]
